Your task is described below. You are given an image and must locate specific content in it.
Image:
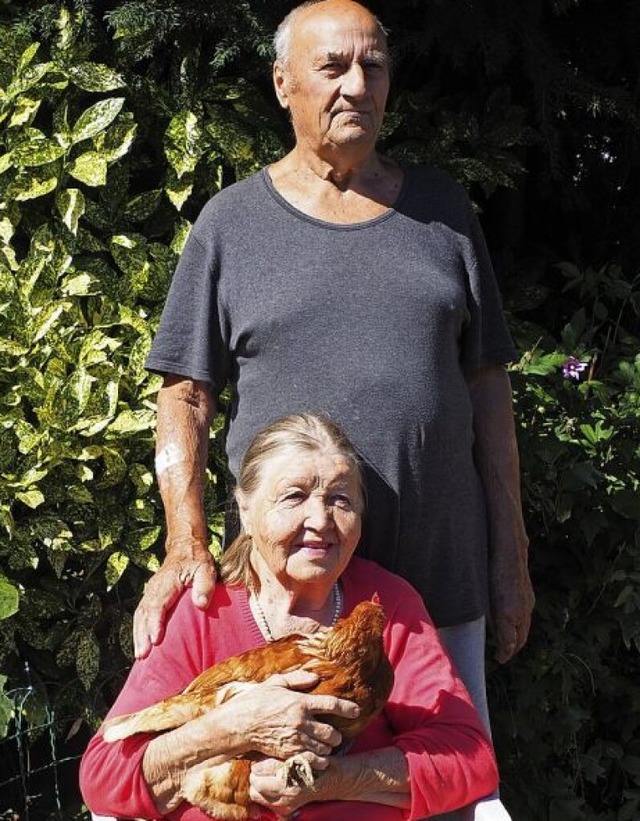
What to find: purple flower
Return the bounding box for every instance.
[562,356,588,380]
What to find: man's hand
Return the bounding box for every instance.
[133,542,216,659]
[489,549,535,664]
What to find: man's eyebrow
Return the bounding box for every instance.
[315,49,389,64]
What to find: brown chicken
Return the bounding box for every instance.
[102,598,394,820]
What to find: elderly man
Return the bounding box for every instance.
[137,1,534,818]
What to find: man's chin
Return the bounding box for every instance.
[329,125,377,146]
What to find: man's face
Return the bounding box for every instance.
[275,1,390,155]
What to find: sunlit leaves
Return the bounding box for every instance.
[0,675,14,736]
[68,63,125,93]
[105,551,129,590]
[165,109,204,178]
[0,17,177,744]
[70,97,125,144]
[56,188,85,234]
[0,576,19,620]
[9,166,58,200]
[8,95,41,128]
[10,129,65,167]
[7,60,54,98]
[68,152,108,186]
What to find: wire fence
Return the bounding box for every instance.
[0,682,89,821]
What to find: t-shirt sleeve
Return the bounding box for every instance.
[458,195,518,370]
[145,211,231,397]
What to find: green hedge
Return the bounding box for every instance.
[0,4,638,819]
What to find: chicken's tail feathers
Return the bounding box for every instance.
[102,681,256,742]
[102,694,202,742]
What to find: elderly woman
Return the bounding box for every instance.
[80,414,498,819]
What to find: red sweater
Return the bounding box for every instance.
[80,557,498,819]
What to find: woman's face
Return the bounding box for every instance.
[239,446,363,591]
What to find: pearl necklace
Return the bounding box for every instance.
[251,583,343,643]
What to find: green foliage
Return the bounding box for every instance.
[491,262,640,819]
[0,1,637,819]
[0,3,273,783]
[0,10,158,746]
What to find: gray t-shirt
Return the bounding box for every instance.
[146,165,517,627]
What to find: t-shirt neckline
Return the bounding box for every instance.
[261,164,409,230]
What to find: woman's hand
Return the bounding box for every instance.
[249,753,326,816]
[143,670,357,812]
[249,747,411,816]
[206,670,359,760]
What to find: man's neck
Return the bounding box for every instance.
[268,146,403,224]
[281,144,387,192]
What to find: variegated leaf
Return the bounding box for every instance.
[56,188,85,234]
[71,97,125,144]
[68,152,107,186]
[68,62,125,93]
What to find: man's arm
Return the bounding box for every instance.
[133,374,217,659]
[466,364,535,663]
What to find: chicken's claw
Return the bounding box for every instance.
[282,755,315,788]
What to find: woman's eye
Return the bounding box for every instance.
[331,494,353,510]
[282,491,306,504]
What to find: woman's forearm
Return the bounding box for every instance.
[320,747,411,808]
[141,705,245,812]
[249,746,411,818]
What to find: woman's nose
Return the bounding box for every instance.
[304,495,333,529]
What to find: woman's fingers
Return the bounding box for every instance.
[230,682,358,759]
[262,669,319,689]
[304,692,360,721]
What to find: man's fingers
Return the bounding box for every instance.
[132,551,217,659]
[190,560,217,609]
[494,614,530,663]
[133,576,180,659]
[132,564,189,659]
[494,628,516,664]
[132,618,153,661]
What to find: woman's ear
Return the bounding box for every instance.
[236,489,252,536]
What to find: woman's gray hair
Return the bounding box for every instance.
[273,0,389,64]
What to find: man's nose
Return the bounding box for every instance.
[341,63,367,97]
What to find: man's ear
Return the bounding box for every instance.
[273,61,290,110]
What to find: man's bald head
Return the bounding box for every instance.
[274,0,388,66]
